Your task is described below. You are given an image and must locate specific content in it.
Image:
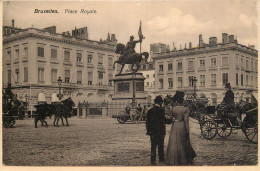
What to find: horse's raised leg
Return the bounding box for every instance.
[135,63,141,72]
[113,61,117,69]
[119,64,125,74]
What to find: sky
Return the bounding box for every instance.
[3,0,258,52]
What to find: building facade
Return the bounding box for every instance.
[153,33,258,106]
[2,21,118,109]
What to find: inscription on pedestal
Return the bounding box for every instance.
[136,82,144,92]
[117,82,130,93]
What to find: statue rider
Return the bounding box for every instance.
[122,35,142,60]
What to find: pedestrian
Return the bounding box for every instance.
[166,92,196,165]
[146,96,166,165]
[141,105,148,121]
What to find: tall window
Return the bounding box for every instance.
[15,69,20,83]
[222,73,228,85]
[211,74,216,86]
[246,75,248,85]
[222,57,228,66]
[24,67,28,82]
[98,72,103,85]
[211,58,216,66]
[98,54,103,65]
[88,72,93,85]
[15,49,19,59]
[109,74,113,87]
[88,54,93,64]
[108,58,113,67]
[51,49,57,59]
[64,50,70,61]
[255,62,258,72]
[189,76,194,87]
[188,61,194,70]
[168,63,173,71]
[77,71,82,84]
[236,73,239,86]
[77,52,82,62]
[153,74,155,78]
[251,76,254,86]
[51,69,57,83]
[8,70,11,84]
[251,61,254,70]
[177,62,182,70]
[241,74,244,86]
[38,68,44,83]
[168,78,173,88]
[24,47,28,58]
[38,47,44,57]
[236,57,239,66]
[246,60,249,69]
[159,79,163,89]
[200,75,205,86]
[7,50,11,60]
[159,64,164,71]
[241,58,244,68]
[178,77,183,88]
[200,60,205,68]
[65,70,70,83]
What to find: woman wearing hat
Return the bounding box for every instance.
[166,92,196,165]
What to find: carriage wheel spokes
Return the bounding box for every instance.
[201,121,217,140]
[217,122,232,138]
[244,122,258,144]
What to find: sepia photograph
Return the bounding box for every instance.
[1,0,258,169]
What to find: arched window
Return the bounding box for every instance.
[200,93,206,98]
[87,93,94,97]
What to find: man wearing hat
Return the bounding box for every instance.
[146,95,166,165]
[223,83,235,115]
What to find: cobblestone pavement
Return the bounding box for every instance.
[2,117,258,166]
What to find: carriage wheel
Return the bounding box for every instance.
[117,116,127,124]
[201,121,217,140]
[217,122,232,138]
[244,122,258,144]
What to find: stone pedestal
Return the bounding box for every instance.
[112,72,147,104]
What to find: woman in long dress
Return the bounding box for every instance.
[166,94,196,165]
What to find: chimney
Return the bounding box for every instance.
[209,37,217,46]
[184,43,187,49]
[199,34,204,47]
[222,33,229,44]
[229,35,235,43]
[107,33,111,41]
[12,19,15,27]
[189,42,192,49]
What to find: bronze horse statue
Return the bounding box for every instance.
[113,43,149,74]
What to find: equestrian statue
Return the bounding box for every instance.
[113,21,149,74]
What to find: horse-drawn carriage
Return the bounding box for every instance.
[200,100,258,144]
[112,106,142,124]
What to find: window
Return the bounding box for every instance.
[236,73,239,86]
[98,54,103,65]
[24,67,28,82]
[246,75,248,85]
[255,62,258,72]
[159,79,163,89]
[236,57,239,66]
[65,70,70,83]
[109,74,113,87]
[51,49,57,59]
[15,49,19,59]
[200,60,205,68]
[8,70,11,84]
[188,61,194,70]
[77,71,82,84]
[159,64,163,71]
[246,60,249,69]
[51,69,57,83]
[38,68,44,83]
[15,68,20,83]
[77,52,82,62]
[108,58,113,67]
[153,81,155,86]
[222,57,228,66]
[98,72,103,85]
[200,75,205,86]
[241,58,244,68]
[24,47,28,58]
[168,63,173,71]
[146,82,149,87]
[251,61,254,70]
[189,76,194,87]
[177,62,182,70]
[38,47,44,57]
[251,76,254,86]
[146,75,149,78]
[88,72,93,85]
[241,74,244,86]
[222,73,228,85]
[88,54,93,64]
[7,50,11,60]
[211,74,216,86]
[64,50,70,61]
[178,77,183,88]
[211,58,216,66]
[168,78,173,88]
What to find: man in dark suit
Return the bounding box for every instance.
[146,96,166,165]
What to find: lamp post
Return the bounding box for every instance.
[192,77,197,101]
[57,77,62,124]
[25,94,28,117]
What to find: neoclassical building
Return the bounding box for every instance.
[152,33,258,106]
[2,20,118,109]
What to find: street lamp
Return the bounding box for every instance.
[57,77,63,100]
[25,94,28,117]
[192,77,197,100]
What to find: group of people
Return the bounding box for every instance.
[146,91,196,166]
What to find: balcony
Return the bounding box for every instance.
[76,61,84,67]
[13,58,19,64]
[36,57,47,63]
[63,60,72,66]
[87,64,94,68]
[198,67,206,72]
[209,66,217,71]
